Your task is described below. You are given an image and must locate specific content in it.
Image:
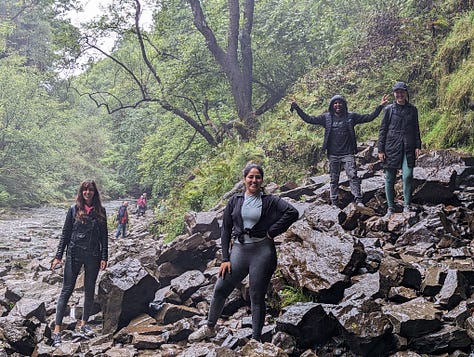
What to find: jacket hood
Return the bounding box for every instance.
[328,95,348,116]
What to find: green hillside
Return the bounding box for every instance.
[0,0,472,224]
[156,2,474,239]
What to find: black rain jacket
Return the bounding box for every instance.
[378,102,421,169]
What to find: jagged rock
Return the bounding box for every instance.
[378,255,422,295]
[382,297,442,337]
[465,315,474,340]
[340,204,377,231]
[156,233,218,272]
[154,285,182,305]
[443,300,470,327]
[343,272,383,301]
[98,258,160,334]
[156,261,188,287]
[396,222,438,246]
[420,266,446,296]
[279,183,324,200]
[44,340,81,356]
[271,331,296,355]
[8,298,46,322]
[184,211,221,239]
[131,332,167,349]
[2,148,474,357]
[304,202,346,232]
[99,345,138,356]
[240,339,289,357]
[331,298,397,357]
[390,352,422,357]
[398,242,435,262]
[388,286,417,303]
[170,270,207,301]
[363,215,389,232]
[179,341,232,356]
[435,269,468,309]
[280,219,366,300]
[0,316,40,356]
[299,350,319,357]
[276,302,337,348]
[203,345,239,357]
[167,318,195,342]
[149,302,201,324]
[387,213,414,232]
[83,340,114,356]
[408,325,471,354]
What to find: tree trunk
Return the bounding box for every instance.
[189,0,255,140]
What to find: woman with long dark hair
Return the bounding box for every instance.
[50,179,108,346]
[188,164,299,342]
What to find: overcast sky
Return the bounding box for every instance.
[67,0,107,26]
[67,0,153,27]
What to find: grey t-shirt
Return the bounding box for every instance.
[237,192,265,244]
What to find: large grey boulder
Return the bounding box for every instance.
[99,258,159,334]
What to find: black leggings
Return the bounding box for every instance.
[207,238,277,340]
[55,248,100,326]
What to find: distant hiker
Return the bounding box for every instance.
[50,179,108,347]
[378,81,422,218]
[188,164,299,343]
[114,201,129,238]
[290,94,389,207]
[136,193,147,217]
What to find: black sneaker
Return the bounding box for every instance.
[51,332,61,347]
[80,324,96,338]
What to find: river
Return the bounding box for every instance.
[0,201,124,262]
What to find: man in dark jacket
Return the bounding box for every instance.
[115,201,129,238]
[291,94,389,206]
[378,81,422,218]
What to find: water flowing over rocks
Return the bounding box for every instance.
[1,148,474,356]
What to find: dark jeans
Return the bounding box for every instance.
[55,248,100,326]
[115,223,127,238]
[328,154,362,202]
[207,238,277,340]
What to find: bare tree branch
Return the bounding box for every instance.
[169,130,198,165]
[133,0,162,86]
[83,35,150,100]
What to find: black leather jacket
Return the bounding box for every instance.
[220,193,299,261]
[55,205,108,261]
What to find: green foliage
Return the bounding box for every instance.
[150,1,474,239]
[156,140,267,241]
[279,286,312,308]
[0,185,11,206]
[423,11,474,152]
[137,112,209,197]
[1,0,473,218]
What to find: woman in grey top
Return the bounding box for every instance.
[189,164,299,342]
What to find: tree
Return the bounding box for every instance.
[0,0,80,71]
[188,0,255,138]
[71,0,320,146]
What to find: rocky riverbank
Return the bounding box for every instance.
[1,146,474,356]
